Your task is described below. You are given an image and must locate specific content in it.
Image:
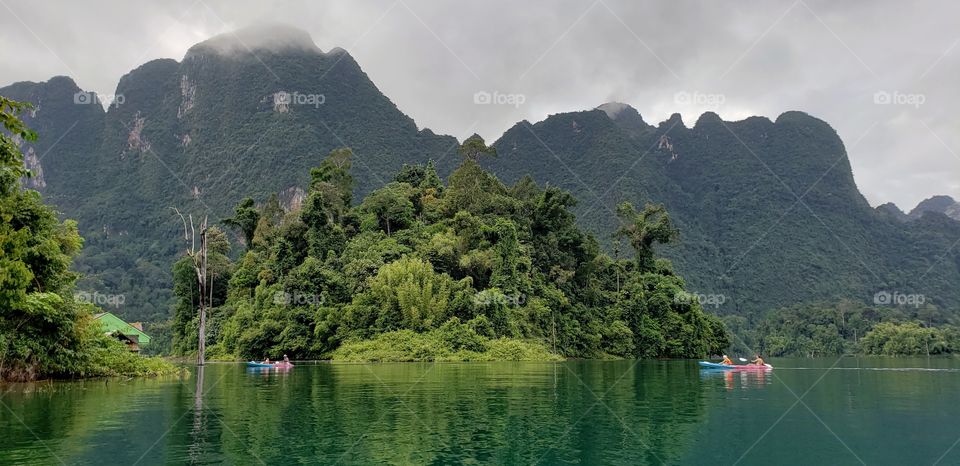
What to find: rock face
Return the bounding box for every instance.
[21,146,45,189]
[279,186,307,212]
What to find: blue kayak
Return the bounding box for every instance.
[699,361,735,370]
[699,361,773,370]
[247,361,295,368]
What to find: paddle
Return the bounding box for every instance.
[739,357,748,362]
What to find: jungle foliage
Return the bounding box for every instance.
[0,98,175,381]
[172,140,729,361]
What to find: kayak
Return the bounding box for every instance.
[246,361,294,368]
[699,361,773,370]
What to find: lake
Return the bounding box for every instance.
[1,358,959,465]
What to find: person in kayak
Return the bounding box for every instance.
[283,354,290,364]
[751,354,765,366]
[721,354,733,365]
[263,357,271,364]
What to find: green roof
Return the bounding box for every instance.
[93,312,151,345]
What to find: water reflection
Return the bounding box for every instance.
[699,368,773,390]
[5,359,960,465]
[189,365,204,463]
[245,365,293,378]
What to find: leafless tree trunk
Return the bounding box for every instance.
[173,208,209,366]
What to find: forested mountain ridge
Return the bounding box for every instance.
[3,25,958,324]
[1,25,459,322]
[485,104,960,315]
[908,195,960,221]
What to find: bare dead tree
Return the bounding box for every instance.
[172,208,209,366]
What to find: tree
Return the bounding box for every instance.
[358,182,415,235]
[615,202,679,272]
[308,148,354,225]
[0,97,34,190]
[354,256,464,332]
[458,134,496,162]
[171,211,233,362]
[223,197,260,250]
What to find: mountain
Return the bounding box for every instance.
[484,103,960,315]
[5,27,959,322]
[2,25,459,321]
[909,195,960,221]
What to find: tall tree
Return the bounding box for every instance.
[615,202,678,272]
[223,197,260,250]
[458,134,497,162]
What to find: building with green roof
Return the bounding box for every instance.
[93,312,151,352]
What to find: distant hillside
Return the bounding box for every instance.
[909,195,960,221]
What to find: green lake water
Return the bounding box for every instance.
[1,358,959,465]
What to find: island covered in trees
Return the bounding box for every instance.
[171,137,730,361]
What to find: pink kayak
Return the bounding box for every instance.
[699,361,773,370]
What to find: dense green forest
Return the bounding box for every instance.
[724,300,960,357]
[0,98,173,382]
[170,138,730,361]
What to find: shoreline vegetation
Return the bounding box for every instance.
[0,98,173,382]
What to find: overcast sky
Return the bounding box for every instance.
[2,0,958,210]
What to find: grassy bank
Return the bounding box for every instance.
[331,329,562,362]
